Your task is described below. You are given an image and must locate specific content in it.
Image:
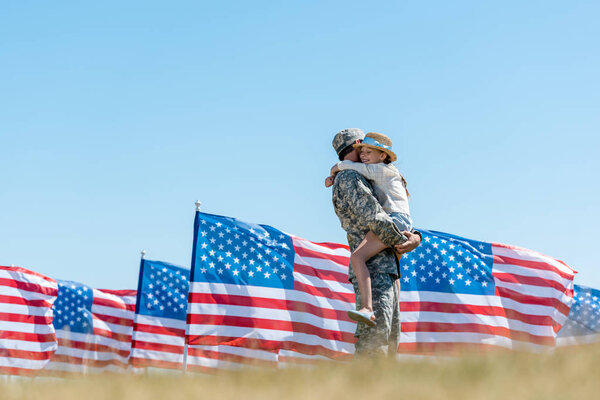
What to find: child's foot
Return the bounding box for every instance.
[347,308,376,327]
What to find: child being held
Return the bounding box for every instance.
[325,132,412,326]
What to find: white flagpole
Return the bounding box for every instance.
[182,200,202,373]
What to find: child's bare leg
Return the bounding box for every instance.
[350,231,388,313]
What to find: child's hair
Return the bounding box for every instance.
[383,154,410,198]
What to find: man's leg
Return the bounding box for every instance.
[388,275,401,356]
[353,273,399,357]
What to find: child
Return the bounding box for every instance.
[325,132,412,326]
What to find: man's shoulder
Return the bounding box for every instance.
[332,169,375,212]
[333,169,370,189]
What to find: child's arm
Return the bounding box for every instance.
[337,160,381,181]
[324,164,341,188]
[330,164,340,176]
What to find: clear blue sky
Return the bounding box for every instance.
[1,1,598,289]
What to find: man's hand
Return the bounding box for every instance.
[395,231,421,255]
[324,176,335,188]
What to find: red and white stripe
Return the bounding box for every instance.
[398,243,576,353]
[186,345,335,373]
[186,345,278,373]
[44,289,136,374]
[0,265,58,376]
[187,238,357,360]
[130,314,186,370]
[277,349,339,367]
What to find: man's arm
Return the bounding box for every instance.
[336,171,405,248]
[395,231,421,255]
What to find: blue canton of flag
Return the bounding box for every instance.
[400,230,495,295]
[558,285,600,338]
[136,260,189,321]
[191,212,295,290]
[52,280,94,334]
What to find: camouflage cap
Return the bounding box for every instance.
[332,128,365,156]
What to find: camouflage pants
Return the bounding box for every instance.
[352,273,400,357]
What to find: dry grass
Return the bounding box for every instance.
[4,345,599,400]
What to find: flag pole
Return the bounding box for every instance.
[182,200,202,374]
[134,250,146,375]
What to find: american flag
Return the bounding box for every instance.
[130,259,189,370]
[398,230,576,352]
[557,285,600,346]
[187,211,577,357]
[0,265,58,376]
[131,258,289,372]
[187,211,356,360]
[43,280,136,374]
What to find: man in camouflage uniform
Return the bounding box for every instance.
[331,128,421,356]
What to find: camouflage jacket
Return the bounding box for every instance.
[332,169,405,280]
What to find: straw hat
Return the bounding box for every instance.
[353,132,397,162]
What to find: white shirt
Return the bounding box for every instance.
[337,161,410,215]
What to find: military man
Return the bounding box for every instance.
[331,128,421,356]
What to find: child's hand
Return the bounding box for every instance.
[324,176,335,188]
[330,164,340,176]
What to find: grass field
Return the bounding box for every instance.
[3,344,599,400]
